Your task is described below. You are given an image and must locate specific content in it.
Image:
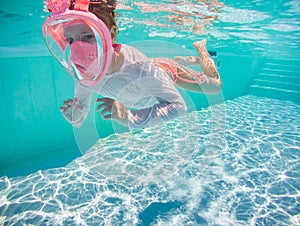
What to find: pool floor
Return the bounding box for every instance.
[0,95,299,225]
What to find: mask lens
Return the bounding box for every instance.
[45,20,71,68]
[45,19,105,83]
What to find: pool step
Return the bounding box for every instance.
[249,59,300,103]
[264,64,300,72]
[253,78,300,91]
[264,59,300,68]
[249,85,300,102]
[261,68,300,77]
[256,73,300,83]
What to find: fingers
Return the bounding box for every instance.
[96,101,114,119]
[60,97,83,112]
[96,98,114,112]
[63,98,74,107]
[59,106,65,112]
[99,106,114,119]
[96,97,114,104]
[103,113,113,119]
[96,102,111,112]
[96,98,116,119]
[96,98,128,123]
[101,112,118,120]
[99,104,112,116]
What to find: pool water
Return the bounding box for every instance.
[0,95,299,225]
[1,0,300,225]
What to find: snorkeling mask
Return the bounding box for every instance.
[42,0,115,86]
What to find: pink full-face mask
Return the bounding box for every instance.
[70,40,98,79]
[42,0,118,86]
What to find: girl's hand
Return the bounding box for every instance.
[60,97,84,126]
[60,97,82,112]
[96,98,128,125]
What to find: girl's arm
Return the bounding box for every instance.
[96,61,187,130]
[60,83,92,128]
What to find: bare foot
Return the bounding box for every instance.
[193,39,210,57]
[193,39,219,79]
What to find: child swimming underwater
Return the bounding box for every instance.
[42,0,222,130]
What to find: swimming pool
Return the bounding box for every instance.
[0,0,299,225]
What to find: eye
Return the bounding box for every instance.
[81,34,95,43]
[66,37,74,44]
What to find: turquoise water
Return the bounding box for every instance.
[0,0,300,225]
[1,95,299,225]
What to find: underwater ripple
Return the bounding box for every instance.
[0,95,299,225]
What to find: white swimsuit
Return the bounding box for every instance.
[69,44,187,129]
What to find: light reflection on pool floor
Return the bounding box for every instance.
[0,95,299,225]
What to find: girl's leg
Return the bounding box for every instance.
[192,39,219,79]
[174,55,201,66]
[174,39,219,79]
[172,39,221,93]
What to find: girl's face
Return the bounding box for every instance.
[64,23,96,45]
[62,23,100,80]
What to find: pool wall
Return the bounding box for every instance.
[248,58,300,102]
[0,46,273,177]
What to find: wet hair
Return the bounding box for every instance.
[69,0,118,41]
[89,4,118,40]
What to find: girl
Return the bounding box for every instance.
[43,0,222,129]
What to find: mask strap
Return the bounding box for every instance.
[74,0,90,11]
